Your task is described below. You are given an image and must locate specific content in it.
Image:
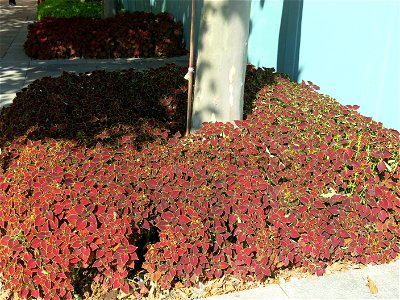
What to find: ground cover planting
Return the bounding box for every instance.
[0,65,399,299]
[24,11,186,59]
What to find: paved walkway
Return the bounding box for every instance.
[0,1,399,299]
[0,0,36,59]
[203,261,399,299]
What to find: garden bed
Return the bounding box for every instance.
[0,65,399,299]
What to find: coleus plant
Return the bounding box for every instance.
[0,66,398,299]
[24,12,186,59]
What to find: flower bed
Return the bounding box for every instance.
[24,12,186,59]
[0,65,398,299]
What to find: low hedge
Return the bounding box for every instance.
[24,12,186,59]
[0,65,399,299]
[37,0,103,20]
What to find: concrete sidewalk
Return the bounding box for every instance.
[0,1,399,300]
[202,260,399,299]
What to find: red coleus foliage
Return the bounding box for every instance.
[24,12,186,59]
[0,67,399,299]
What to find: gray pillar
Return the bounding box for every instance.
[103,0,117,18]
[192,0,251,131]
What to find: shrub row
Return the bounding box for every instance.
[37,0,103,20]
[0,66,399,299]
[24,12,186,59]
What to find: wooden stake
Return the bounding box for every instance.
[185,0,196,136]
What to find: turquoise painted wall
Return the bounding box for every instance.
[299,0,399,131]
[125,0,400,130]
[248,0,283,69]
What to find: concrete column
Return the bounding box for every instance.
[103,0,117,18]
[192,0,251,131]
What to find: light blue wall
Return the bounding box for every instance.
[249,0,399,131]
[124,0,400,130]
[248,0,283,68]
[299,0,400,131]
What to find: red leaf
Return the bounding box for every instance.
[381,150,391,159]
[243,256,251,265]
[360,206,371,219]
[74,182,84,192]
[186,207,198,218]
[8,265,15,276]
[258,182,269,190]
[226,177,235,186]
[298,123,307,130]
[44,279,51,291]
[379,199,392,210]
[142,219,150,230]
[215,269,222,278]
[53,255,63,264]
[81,196,90,206]
[21,287,29,299]
[344,148,354,159]
[300,196,310,205]
[81,247,91,258]
[315,200,325,209]
[243,180,252,190]
[31,289,40,298]
[331,237,341,249]
[96,205,106,214]
[237,232,246,244]
[216,234,224,245]
[281,126,290,133]
[164,249,172,259]
[179,215,191,225]
[315,268,325,276]
[112,278,123,289]
[35,216,46,227]
[234,120,243,127]
[146,179,158,189]
[31,238,41,248]
[169,190,180,198]
[162,211,174,222]
[24,268,33,277]
[172,252,179,262]
[121,283,130,294]
[53,203,64,215]
[211,137,218,147]
[67,214,78,226]
[27,259,37,269]
[177,247,186,256]
[378,210,388,222]
[220,262,229,269]
[289,229,300,239]
[377,161,386,173]
[33,275,41,284]
[325,225,335,235]
[244,247,253,256]
[76,218,87,230]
